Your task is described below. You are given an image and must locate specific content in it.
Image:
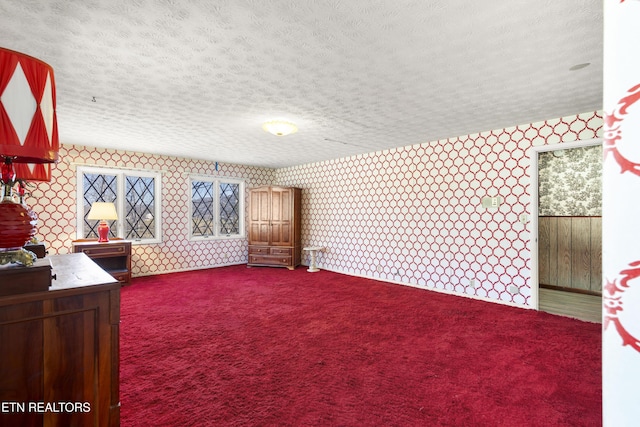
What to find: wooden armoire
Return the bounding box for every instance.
[247,186,302,270]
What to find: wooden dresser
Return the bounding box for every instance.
[0,253,120,427]
[247,186,302,270]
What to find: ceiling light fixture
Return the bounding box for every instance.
[262,120,298,136]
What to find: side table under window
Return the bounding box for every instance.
[71,239,132,285]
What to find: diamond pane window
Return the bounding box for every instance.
[192,181,214,237]
[125,176,156,239]
[219,182,240,235]
[77,166,162,243]
[190,177,244,240]
[82,173,118,239]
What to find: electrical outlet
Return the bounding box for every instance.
[509,285,519,294]
[481,196,502,209]
[469,279,476,288]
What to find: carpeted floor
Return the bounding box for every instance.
[120,265,601,426]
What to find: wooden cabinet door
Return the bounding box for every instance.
[43,303,98,427]
[0,304,45,427]
[269,187,293,246]
[248,187,271,245]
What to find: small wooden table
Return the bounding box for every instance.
[303,247,324,272]
[72,239,132,285]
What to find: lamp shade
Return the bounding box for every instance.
[87,202,118,221]
[0,47,59,164]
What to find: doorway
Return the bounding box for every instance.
[530,138,602,322]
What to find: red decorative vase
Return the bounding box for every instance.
[97,220,110,242]
[0,199,37,251]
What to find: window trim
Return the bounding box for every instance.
[188,175,245,241]
[76,165,163,244]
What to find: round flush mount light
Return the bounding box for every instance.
[262,120,298,136]
[569,62,591,71]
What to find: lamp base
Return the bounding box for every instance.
[0,198,38,255]
[97,220,110,242]
[0,248,37,266]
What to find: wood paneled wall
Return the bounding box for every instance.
[538,216,602,294]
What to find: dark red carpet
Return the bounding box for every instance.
[120,265,601,426]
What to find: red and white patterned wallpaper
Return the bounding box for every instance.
[27,144,275,276]
[27,111,601,306]
[276,111,603,306]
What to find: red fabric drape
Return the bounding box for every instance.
[16,54,58,162]
[0,48,22,152]
[13,162,51,181]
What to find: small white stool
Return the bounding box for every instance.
[303,246,324,272]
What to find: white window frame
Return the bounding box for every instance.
[76,166,163,244]
[189,175,245,241]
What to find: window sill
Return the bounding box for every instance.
[130,238,163,245]
[189,235,245,242]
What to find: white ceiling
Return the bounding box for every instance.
[1,0,603,169]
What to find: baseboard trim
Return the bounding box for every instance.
[539,283,602,297]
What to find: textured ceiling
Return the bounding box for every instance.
[0,0,603,169]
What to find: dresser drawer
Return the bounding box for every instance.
[76,243,126,257]
[248,246,270,255]
[269,247,292,256]
[249,254,292,267]
[0,258,52,296]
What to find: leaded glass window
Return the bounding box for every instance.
[125,176,156,239]
[219,182,240,235]
[77,166,162,243]
[192,181,214,236]
[190,177,244,239]
[82,173,118,239]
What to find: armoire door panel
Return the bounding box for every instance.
[270,221,291,246]
[277,189,291,222]
[279,225,291,245]
[249,223,269,246]
[249,191,259,221]
[271,191,282,222]
[258,191,270,222]
[250,189,270,222]
[270,224,283,245]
